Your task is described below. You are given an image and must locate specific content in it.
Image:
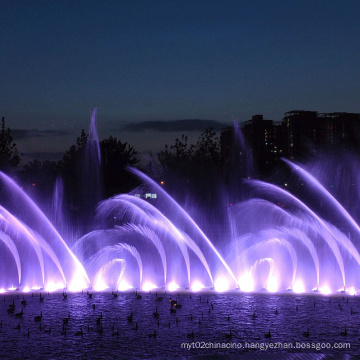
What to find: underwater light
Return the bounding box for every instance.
[214,277,229,292]
[266,277,278,293]
[348,287,357,296]
[319,285,331,295]
[93,276,109,292]
[45,281,65,292]
[68,272,89,292]
[118,280,132,291]
[191,281,204,292]
[167,281,179,292]
[142,281,156,292]
[292,281,305,294]
[238,272,254,292]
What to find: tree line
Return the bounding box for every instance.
[0,117,231,220]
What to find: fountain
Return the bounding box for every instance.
[0,113,360,297]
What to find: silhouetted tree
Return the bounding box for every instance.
[157,128,223,205]
[0,117,20,172]
[20,159,60,203]
[59,129,88,213]
[101,136,139,198]
[59,131,140,223]
[157,134,194,180]
[191,128,222,201]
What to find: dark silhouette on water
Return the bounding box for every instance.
[340,327,347,336]
[15,309,23,318]
[127,311,134,322]
[153,308,159,318]
[61,325,67,336]
[34,311,42,322]
[63,312,70,324]
[75,326,83,336]
[96,312,102,324]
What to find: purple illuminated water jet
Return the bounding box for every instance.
[0,114,359,296]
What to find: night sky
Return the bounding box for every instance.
[1,0,360,161]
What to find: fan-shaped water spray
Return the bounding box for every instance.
[0,113,360,296]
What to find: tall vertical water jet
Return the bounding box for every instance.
[80,108,102,225]
[52,177,65,233]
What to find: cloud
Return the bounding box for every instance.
[11,129,70,140]
[120,119,230,132]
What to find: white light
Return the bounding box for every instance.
[214,277,229,292]
[142,281,156,292]
[319,285,331,295]
[31,285,41,290]
[93,276,109,292]
[0,288,6,294]
[191,281,204,292]
[45,281,65,292]
[22,286,30,293]
[239,272,254,292]
[8,286,17,291]
[266,277,278,293]
[117,280,132,291]
[167,281,179,292]
[68,272,89,292]
[292,281,305,294]
[348,287,357,296]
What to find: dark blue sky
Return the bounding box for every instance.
[1,0,360,159]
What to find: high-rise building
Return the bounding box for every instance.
[220,110,360,178]
[283,110,360,159]
[242,115,284,174]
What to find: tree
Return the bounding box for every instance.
[194,128,221,165]
[59,129,89,214]
[0,117,20,172]
[101,136,139,197]
[156,128,223,205]
[60,131,140,220]
[20,159,60,202]
[157,135,194,176]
